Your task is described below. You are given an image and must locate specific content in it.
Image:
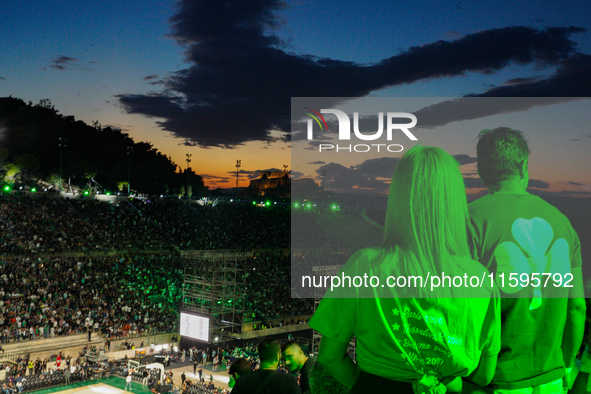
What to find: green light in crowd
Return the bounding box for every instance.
[265,201,270,206]
[31,188,36,192]
[307,203,311,208]
[3,186,10,191]
[84,191,89,195]
[294,203,299,207]
[252,201,256,205]
[332,205,337,210]
[106,192,111,195]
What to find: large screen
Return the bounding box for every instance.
[180,312,210,342]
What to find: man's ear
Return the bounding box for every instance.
[519,159,529,177]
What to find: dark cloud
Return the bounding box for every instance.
[413,96,586,129]
[313,157,401,194]
[201,174,231,180]
[143,75,164,86]
[528,189,591,197]
[501,77,541,85]
[464,177,485,189]
[571,133,591,142]
[353,157,401,179]
[443,31,464,40]
[290,171,304,179]
[401,53,591,129]
[470,53,591,97]
[452,154,477,165]
[528,179,550,189]
[308,161,325,165]
[226,168,283,179]
[464,177,551,190]
[45,56,88,71]
[568,181,583,186]
[116,0,584,147]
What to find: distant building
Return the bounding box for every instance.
[247,171,290,194]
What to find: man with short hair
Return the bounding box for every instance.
[231,338,300,394]
[281,341,314,394]
[228,358,252,389]
[467,127,586,394]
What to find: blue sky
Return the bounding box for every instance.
[1,0,590,190]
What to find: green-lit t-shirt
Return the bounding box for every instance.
[469,192,582,389]
[309,248,501,383]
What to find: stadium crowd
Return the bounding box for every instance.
[0,254,181,342]
[0,194,290,254]
[0,251,314,343]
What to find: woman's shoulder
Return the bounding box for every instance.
[450,255,498,296]
[341,247,383,272]
[451,255,489,274]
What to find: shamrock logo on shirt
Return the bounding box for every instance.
[494,217,570,310]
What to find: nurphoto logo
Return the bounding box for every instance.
[304,107,418,153]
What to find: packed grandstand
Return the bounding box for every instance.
[0,191,354,392]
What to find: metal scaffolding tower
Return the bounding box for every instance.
[182,250,251,343]
[311,286,325,356]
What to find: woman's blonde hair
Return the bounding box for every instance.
[382,146,469,297]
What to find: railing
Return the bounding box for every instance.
[0,352,17,363]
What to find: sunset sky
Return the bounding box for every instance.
[1,0,590,192]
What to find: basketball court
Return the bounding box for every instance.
[41,383,128,394]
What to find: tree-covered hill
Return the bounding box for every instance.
[0,97,206,196]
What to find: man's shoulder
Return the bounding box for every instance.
[468,193,566,220]
[470,192,549,208]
